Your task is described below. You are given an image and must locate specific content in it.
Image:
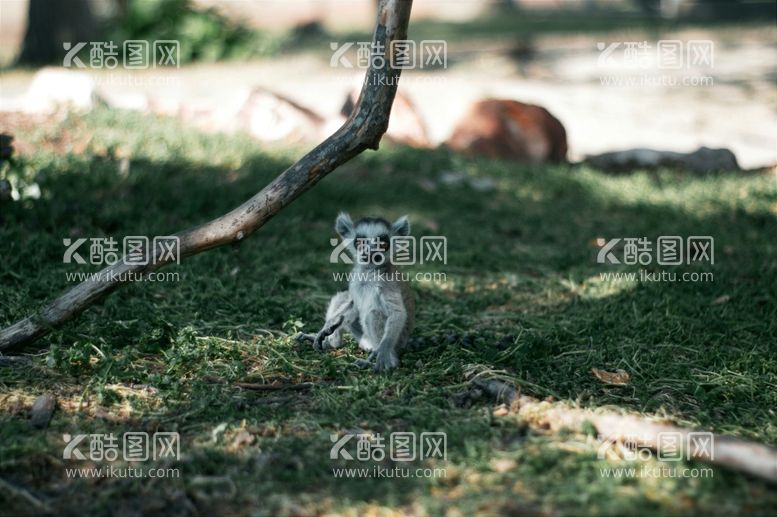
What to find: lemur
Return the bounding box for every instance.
[311,213,415,372]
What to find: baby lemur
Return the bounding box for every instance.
[313,213,414,372]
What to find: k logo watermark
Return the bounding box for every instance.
[596,432,715,479]
[62,432,181,480]
[597,432,714,462]
[330,431,446,463]
[597,39,713,69]
[330,40,446,70]
[329,431,447,479]
[63,432,180,462]
[63,40,180,69]
[596,236,714,283]
[62,235,181,283]
[329,236,447,266]
[596,236,714,266]
[597,39,714,88]
[597,238,621,264]
[63,236,180,267]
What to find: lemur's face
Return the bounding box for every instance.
[335,213,410,267]
[354,218,391,266]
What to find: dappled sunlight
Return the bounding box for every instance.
[576,272,640,299]
[2,8,776,507]
[573,166,777,219]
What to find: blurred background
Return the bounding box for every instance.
[2,3,777,514]
[1,0,775,168]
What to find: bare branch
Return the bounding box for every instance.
[0,0,414,351]
[474,377,777,484]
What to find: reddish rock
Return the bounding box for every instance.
[446,99,567,163]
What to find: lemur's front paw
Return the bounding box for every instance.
[314,333,341,352]
[313,315,345,352]
[313,332,328,352]
[372,351,399,372]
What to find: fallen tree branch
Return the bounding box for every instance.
[0,0,414,352]
[471,375,777,484]
[234,382,318,391]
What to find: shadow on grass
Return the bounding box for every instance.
[1,116,776,513]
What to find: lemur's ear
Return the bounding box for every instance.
[391,215,410,237]
[335,212,354,239]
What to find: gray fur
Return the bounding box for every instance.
[314,214,414,372]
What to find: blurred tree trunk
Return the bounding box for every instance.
[17,0,97,65]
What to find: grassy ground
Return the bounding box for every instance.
[1,109,776,515]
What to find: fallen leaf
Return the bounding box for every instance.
[591,368,630,386]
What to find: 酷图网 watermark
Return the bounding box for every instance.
[63,431,179,461]
[330,431,447,479]
[597,270,713,283]
[63,40,180,69]
[330,236,446,266]
[63,236,180,266]
[597,39,714,88]
[595,236,714,283]
[330,40,446,70]
[331,269,447,284]
[330,431,446,461]
[63,431,180,479]
[595,235,714,265]
[598,431,714,462]
[597,432,715,479]
[598,40,714,69]
[329,235,447,284]
[599,464,714,479]
[62,235,181,282]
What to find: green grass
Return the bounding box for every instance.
[1,109,776,515]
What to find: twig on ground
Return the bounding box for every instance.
[471,373,777,484]
[234,382,318,391]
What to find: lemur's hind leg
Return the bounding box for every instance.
[314,291,355,352]
[354,290,406,372]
